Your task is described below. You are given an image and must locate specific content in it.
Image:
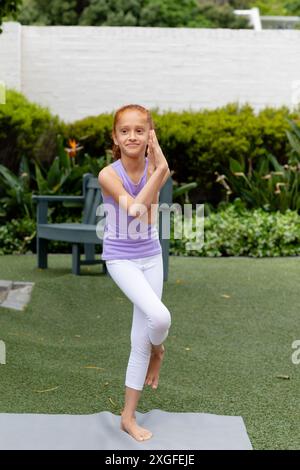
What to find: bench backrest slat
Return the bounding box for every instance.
[89,188,102,224]
[86,179,101,190]
[82,188,95,224]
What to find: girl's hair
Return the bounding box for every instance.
[111,104,155,161]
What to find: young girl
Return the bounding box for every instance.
[98,104,171,442]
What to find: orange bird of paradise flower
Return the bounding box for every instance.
[65,139,83,158]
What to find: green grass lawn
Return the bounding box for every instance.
[0,254,299,450]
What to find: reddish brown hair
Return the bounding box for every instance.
[111,104,155,161]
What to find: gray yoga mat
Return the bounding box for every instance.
[0,409,252,450]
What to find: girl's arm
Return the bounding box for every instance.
[98,163,169,219]
[146,126,172,223]
[146,128,171,208]
[98,129,170,222]
[145,167,171,225]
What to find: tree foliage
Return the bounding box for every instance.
[0,0,22,33]
[249,0,300,16]
[16,0,249,28]
[10,0,300,29]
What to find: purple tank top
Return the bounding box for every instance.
[100,157,162,260]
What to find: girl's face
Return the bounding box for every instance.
[113,110,150,159]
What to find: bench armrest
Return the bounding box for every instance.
[32,195,84,224]
[32,195,84,203]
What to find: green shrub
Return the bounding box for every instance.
[0,213,86,255]
[0,0,22,33]
[1,201,300,256]
[64,103,298,206]
[0,216,36,254]
[170,200,300,257]
[65,114,114,161]
[214,117,300,213]
[0,89,65,174]
[16,0,249,28]
[1,90,299,209]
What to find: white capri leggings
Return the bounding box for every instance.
[105,252,171,391]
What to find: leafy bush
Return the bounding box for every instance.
[170,199,300,257]
[1,90,299,211]
[65,103,298,206]
[0,212,87,255]
[214,117,300,212]
[0,216,36,254]
[17,0,249,28]
[0,135,110,222]
[0,89,64,174]
[1,201,300,256]
[0,0,22,33]
[250,0,289,15]
[64,114,114,162]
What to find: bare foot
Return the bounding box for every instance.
[145,344,165,389]
[121,415,153,442]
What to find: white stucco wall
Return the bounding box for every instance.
[1,22,300,122]
[0,22,21,91]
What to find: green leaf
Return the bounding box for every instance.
[229,157,245,174]
[47,156,60,188]
[34,163,48,193]
[286,117,300,141]
[286,130,300,157]
[0,164,21,189]
[256,156,270,176]
[19,155,31,191]
[57,134,70,170]
[266,153,284,172]
[173,182,197,199]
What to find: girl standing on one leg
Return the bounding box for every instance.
[98,104,171,442]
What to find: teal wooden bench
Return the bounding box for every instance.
[32,173,173,280]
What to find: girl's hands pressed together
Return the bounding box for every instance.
[147,129,169,172]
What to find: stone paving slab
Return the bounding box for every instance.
[0,281,35,311]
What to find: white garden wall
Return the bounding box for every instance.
[0,21,300,122]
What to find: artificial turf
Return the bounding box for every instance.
[0,254,299,450]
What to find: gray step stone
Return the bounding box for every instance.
[0,281,34,311]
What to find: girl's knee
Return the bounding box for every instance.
[163,307,172,330]
[153,306,171,332]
